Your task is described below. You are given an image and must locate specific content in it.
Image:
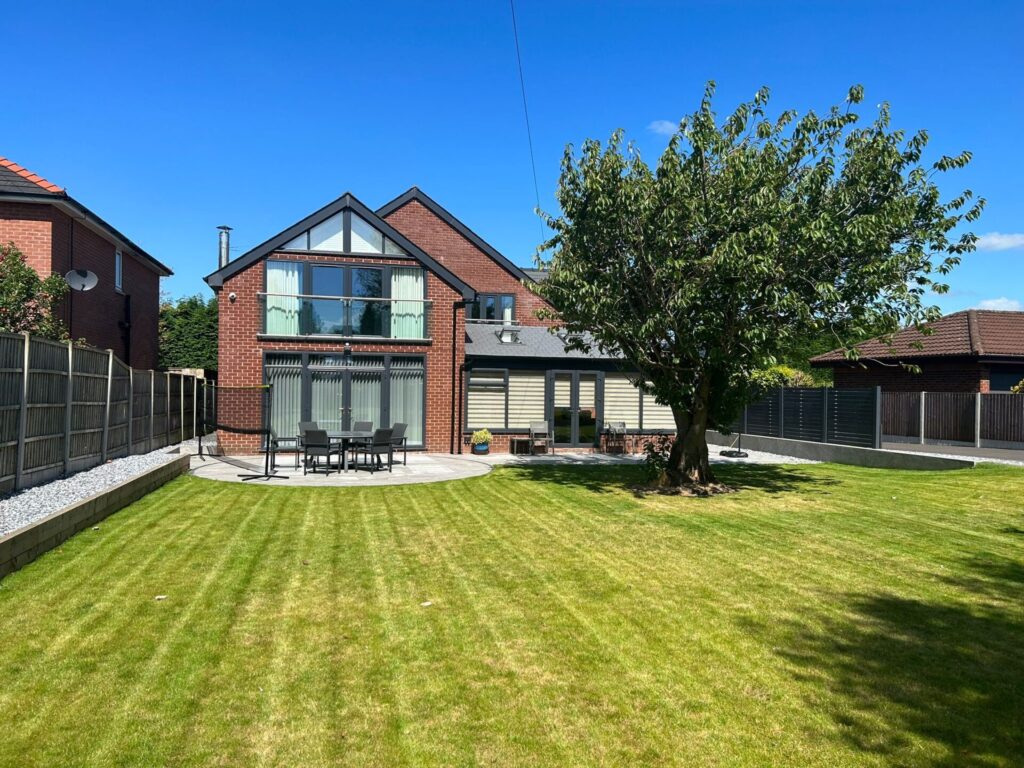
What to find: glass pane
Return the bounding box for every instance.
[578,374,598,445]
[310,213,343,251]
[311,266,343,296]
[390,267,425,339]
[351,268,385,336]
[384,237,406,255]
[351,371,383,430]
[351,214,384,253]
[283,232,308,250]
[500,295,515,324]
[553,373,572,444]
[265,358,302,439]
[390,367,424,446]
[484,296,496,321]
[265,261,302,335]
[309,299,344,335]
[311,371,345,432]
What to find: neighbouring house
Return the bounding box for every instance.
[204,187,675,454]
[0,156,172,368]
[811,309,1024,392]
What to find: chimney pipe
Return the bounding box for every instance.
[217,225,232,269]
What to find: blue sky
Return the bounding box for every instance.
[5,1,1022,311]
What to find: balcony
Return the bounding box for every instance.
[258,293,431,341]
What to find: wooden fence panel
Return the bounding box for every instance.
[924,392,974,443]
[0,334,26,493]
[107,357,131,458]
[980,394,1024,446]
[152,374,168,449]
[131,371,152,454]
[69,346,109,472]
[882,391,921,440]
[22,337,69,485]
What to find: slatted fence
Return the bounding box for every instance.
[0,332,209,494]
[733,387,881,449]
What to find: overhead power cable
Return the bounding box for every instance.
[509,0,546,241]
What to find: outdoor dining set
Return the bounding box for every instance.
[270,422,408,476]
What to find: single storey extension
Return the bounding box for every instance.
[204,187,675,454]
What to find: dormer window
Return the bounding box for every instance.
[114,250,123,291]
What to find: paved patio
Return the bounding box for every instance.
[190,445,813,486]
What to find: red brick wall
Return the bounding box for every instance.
[382,199,553,327]
[215,251,464,454]
[475,431,657,455]
[0,202,160,369]
[832,360,988,392]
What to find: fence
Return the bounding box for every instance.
[733,387,881,449]
[883,391,1024,449]
[0,332,211,494]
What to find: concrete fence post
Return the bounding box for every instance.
[63,341,73,475]
[101,349,113,463]
[975,392,982,448]
[14,333,31,491]
[873,386,882,449]
[919,392,927,445]
[149,370,155,452]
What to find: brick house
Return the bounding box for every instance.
[811,309,1024,392]
[0,157,172,368]
[205,187,676,454]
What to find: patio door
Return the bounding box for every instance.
[309,356,385,433]
[552,371,599,447]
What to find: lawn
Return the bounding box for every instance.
[0,462,1022,767]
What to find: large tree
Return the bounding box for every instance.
[535,84,981,491]
[158,294,218,372]
[0,242,69,341]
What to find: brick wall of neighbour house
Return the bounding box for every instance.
[831,360,988,392]
[382,199,554,327]
[215,251,465,454]
[0,202,160,369]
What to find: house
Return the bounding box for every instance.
[0,156,172,368]
[204,187,675,454]
[811,310,1024,392]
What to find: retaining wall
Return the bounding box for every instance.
[0,454,191,580]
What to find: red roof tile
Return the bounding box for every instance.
[811,310,1024,364]
[0,156,63,194]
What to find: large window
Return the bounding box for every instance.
[264,261,426,339]
[264,353,426,446]
[280,211,408,256]
[469,294,515,324]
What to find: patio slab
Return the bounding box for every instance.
[189,452,492,486]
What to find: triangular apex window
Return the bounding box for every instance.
[281,212,408,255]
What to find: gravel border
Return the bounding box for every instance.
[0,440,199,538]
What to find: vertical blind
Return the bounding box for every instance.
[266,262,302,335]
[390,267,426,338]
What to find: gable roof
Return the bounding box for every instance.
[203,192,473,298]
[0,157,63,194]
[0,156,171,276]
[811,310,1024,365]
[376,187,535,284]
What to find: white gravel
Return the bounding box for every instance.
[0,439,199,538]
[710,448,819,465]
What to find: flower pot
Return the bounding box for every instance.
[472,443,490,455]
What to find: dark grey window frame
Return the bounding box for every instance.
[468,293,516,323]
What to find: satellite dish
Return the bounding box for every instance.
[65,269,98,292]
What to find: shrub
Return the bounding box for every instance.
[641,434,674,482]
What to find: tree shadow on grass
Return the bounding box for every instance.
[762,556,1024,766]
[499,462,839,497]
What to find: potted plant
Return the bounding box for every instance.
[471,429,492,455]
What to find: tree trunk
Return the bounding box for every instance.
[661,385,725,493]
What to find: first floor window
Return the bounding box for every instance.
[114,250,123,291]
[469,294,515,324]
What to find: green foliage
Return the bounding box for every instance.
[1011,379,1023,395]
[535,83,981,481]
[641,434,674,481]
[0,242,69,340]
[471,428,492,445]
[158,293,218,371]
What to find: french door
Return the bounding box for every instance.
[551,371,599,447]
